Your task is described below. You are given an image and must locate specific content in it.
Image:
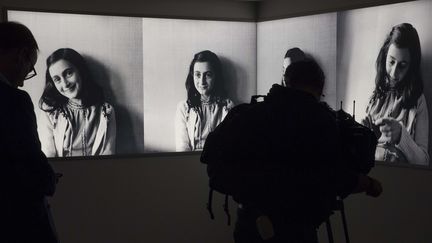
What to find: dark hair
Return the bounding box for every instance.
[284,58,325,96]
[284,47,305,63]
[372,23,422,109]
[0,22,38,54]
[185,50,226,108]
[39,48,104,112]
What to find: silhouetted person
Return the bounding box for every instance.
[0,22,57,243]
[233,58,382,243]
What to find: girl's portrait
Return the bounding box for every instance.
[142,18,256,152]
[363,23,428,165]
[337,0,432,167]
[175,50,234,151]
[8,11,145,157]
[39,48,116,157]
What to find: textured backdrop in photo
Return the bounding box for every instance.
[257,13,338,108]
[142,18,257,152]
[8,11,145,155]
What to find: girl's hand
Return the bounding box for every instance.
[375,117,402,144]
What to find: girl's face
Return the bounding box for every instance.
[193,61,215,98]
[385,44,411,87]
[49,59,82,101]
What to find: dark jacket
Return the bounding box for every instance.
[232,84,358,225]
[0,80,57,243]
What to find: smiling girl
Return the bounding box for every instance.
[363,23,429,166]
[175,50,234,151]
[38,48,116,157]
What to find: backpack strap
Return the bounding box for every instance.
[325,218,334,243]
[206,189,215,220]
[338,199,351,243]
[327,199,350,243]
[223,194,231,226]
[206,189,233,226]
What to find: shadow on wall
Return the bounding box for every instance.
[220,56,245,105]
[85,56,144,155]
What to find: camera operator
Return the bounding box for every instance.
[233,58,382,243]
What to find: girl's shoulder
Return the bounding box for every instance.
[216,97,234,109]
[41,107,65,126]
[418,94,427,103]
[416,94,427,110]
[224,98,235,108]
[101,102,115,119]
[176,100,190,112]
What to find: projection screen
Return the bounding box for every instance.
[258,0,432,167]
[7,10,257,157]
[7,0,432,168]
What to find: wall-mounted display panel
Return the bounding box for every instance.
[7,10,257,157]
[7,0,432,169]
[336,0,432,167]
[257,0,432,167]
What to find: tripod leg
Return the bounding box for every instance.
[325,218,334,243]
[340,202,350,243]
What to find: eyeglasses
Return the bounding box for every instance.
[24,67,37,80]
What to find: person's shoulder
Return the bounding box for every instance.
[3,86,34,109]
[176,100,189,111]
[418,94,427,105]
[415,94,428,114]
[313,102,338,126]
[101,102,115,118]
[0,83,27,100]
[223,98,235,108]
[39,105,63,125]
[216,97,234,109]
[101,102,114,111]
[317,102,336,116]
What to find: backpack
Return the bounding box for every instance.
[200,95,269,224]
[200,96,377,225]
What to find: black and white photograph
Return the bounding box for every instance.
[337,0,432,166]
[7,10,145,157]
[256,0,432,168]
[142,18,257,152]
[7,0,432,166]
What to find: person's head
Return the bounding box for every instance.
[40,48,104,111]
[284,58,325,100]
[282,47,305,85]
[185,50,225,107]
[374,23,422,108]
[0,22,38,88]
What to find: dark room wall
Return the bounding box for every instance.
[258,1,432,242]
[1,0,257,21]
[257,0,412,21]
[2,0,432,242]
[0,1,254,242]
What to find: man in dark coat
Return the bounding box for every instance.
[233,59,382,243]
[0,21,57,243]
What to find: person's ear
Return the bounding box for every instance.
[15,48,30,66]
